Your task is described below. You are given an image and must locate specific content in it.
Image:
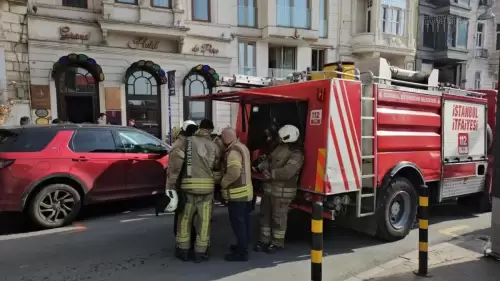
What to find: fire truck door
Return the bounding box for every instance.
[440,98,488,201]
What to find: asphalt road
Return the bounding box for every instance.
[0,200,492,281]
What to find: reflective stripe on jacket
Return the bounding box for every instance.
[221,141,253,201]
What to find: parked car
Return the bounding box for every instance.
[0,124,170,229]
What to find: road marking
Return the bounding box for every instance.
[0,226,85,241]
[438,225,470,237]
[138,213,174,217]
[120,218,149,223]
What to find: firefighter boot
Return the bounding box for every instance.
[175,248,189,261]
[253,242,269,252]
[265,244,283,254]
[194,252,208,263]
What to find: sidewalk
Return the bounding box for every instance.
[344,231,499,281]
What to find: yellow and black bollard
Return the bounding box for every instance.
[415,184,430,277]
[311,201,323,281]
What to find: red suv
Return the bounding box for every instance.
[0,124,169,229]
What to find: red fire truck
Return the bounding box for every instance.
[189,58,493,242]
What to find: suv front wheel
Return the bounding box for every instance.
[28,184,82,229]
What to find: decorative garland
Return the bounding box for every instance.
[188,64,220,88]
[125,60,167,85]
[52,53,105,82]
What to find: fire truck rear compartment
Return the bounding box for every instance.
[246,101,308,152]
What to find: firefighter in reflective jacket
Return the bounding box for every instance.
[254,124,304,253]
[168,121,198,247]
[166,121,220,263]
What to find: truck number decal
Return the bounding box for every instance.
[310,110,322,125]
[457,133,469,154]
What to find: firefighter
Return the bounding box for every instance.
[168,120,198,257]
[167,119,220,263]
[194,118,221,260]
[254,124,304,253]
[219,127,253,261]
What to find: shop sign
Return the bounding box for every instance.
[128,37,160,50]
[59,26,90,40]
[191,44,219,55]
[30,85,51,109]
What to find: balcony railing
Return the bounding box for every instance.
[267,68,297,78]
[238,5,257,27]
[475,48,489,58]
[276,5,311,29]
[319,19,327,38]
[238,67,257,76]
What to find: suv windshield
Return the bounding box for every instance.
[0,128,57,152]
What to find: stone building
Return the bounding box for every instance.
[0,0,30,126]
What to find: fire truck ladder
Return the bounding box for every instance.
[357,72,377,217]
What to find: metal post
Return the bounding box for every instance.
[488,53,500,258]
[415,184,430,277]
[167,70,176,145]
[311,202,323,281]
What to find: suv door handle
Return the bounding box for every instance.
[72,157,88,162]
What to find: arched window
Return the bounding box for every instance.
[126,70,161,138]
[58,67,96,93]
[183,73,212,122]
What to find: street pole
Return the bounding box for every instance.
[490,54,500,258]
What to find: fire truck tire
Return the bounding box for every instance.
[375,177,418,242]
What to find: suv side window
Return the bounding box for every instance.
[70,130,117,153]
[116,130,167,153]
[0,129,57,152]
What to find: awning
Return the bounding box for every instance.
[187,89,308,103]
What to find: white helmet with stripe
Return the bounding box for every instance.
[278,124,300,143]
[182,120,197,131]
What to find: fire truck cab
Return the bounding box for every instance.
[188,58,492,242]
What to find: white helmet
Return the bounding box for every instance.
[278,125,300,143]
[164,189,179,212]
[182,120,196,131]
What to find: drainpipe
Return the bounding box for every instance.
[487,54,500,259]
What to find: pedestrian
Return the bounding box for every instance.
[219,127,253,261]
[128,118,137,128]
[97,113,107,124]
[254,124,304,253]
[167,119,220,263]
[19,116,30,126]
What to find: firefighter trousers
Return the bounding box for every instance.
[176,193,213,254]
[258,193,292,247]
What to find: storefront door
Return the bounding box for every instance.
[56,66,100,123]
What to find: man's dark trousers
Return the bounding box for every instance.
[228,201,252,257]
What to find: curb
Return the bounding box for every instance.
[342,242,453,281]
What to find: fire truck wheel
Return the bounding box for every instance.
[375,177,418,242]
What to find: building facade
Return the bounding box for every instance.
[349,0,419,70]
[0,0,30,126]
[416,0,496,89]
[488,0,500,86]
[1,0,421,133]
[27,0,237,139]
